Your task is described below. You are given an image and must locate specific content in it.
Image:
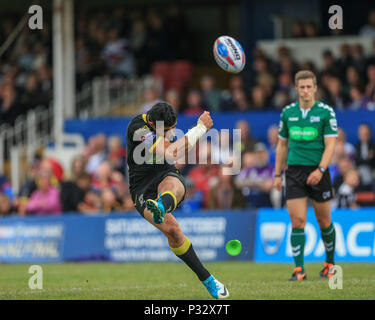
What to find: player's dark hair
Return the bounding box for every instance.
[147,102,177,127]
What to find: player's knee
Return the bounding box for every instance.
[291,217,306,229]
[316,216,331,229]
[162,221,183,240]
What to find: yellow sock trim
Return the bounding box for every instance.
[170,237,191,256]
[161,191,177,212]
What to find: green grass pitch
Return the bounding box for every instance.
[0,262,374,300]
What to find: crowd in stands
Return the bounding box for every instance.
[1,7,375,217]
[0,18,52,126]
[0,119,374,217]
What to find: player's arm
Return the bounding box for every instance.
[273,111,289,191]
[153,111,213,161]
[306,136,336,185]
[273,137,289,191]
[307,110,338,185]
[318,136,336,170]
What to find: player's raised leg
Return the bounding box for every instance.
[312,200,336,278]
[143,176,229,299]
[287,197,308,281]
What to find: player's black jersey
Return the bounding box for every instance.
[126,113,175,192]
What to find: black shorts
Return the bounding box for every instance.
[130,168,186,217]
[285,165,333,202]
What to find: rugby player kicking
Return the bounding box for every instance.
[126,102,229,298]
[273,70,338,281]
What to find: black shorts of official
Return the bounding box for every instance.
[285,165,334,202]
[130,168,186,217]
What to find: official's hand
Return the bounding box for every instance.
[306,169,323,185]
[198,111,213,131]
[273,176,282,191]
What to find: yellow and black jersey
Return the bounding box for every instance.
[126,113,175,193]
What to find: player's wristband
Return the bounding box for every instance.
[274,174,281,178]
[185,123,207,147]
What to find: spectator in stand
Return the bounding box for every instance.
[140,87,162,113]
[367,86,375,111]
[355,123,375,189]
[230,88,250,111]
[78,190,101,215]
[267,124,279,167]
[100,187,123,213]
[365,64,375,97]
[0,84,21,126]
[200,74,222,113]
[85,134,107,175]
[107,135,127,176]
[272,90,290,110]
[211,130,234,166]
[145,10,172,67]
[101,28,135,77]
[17,43,34,72]
[249,85,268,110]
[24,170,62,215]
[183,89,204,116]
[234,120,258,153]
[60,172,92,213]
[304,21,319,37]
[36,65,52,99]
[347,84,370,110]
[338,128,356,159]
[129,19,149,76]
[234,143,274,208]
[325,76,349,110]
[333,168,361,209]
[91,160,122,194]
[209,165,246,209]
[188,141,219,208]
[165,5,190,60]
[0,193,15,216]
[321,50,340,75]
[332,157,354,194]
[336,44,353,76]
[366,39,375,65]
[32,42,48,71]
[359,9,375,38]
[351,44,367,74]
[277,72,297,100]
[165,89,181,113]
[69,155,88,181]
[19,73,46,111]
[0,175,13,202]
[220,74,245,109]
[291,21,304,38]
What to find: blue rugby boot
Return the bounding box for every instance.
[202,275,229,299]
[145,194,165,224]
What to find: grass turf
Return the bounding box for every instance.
[0,261,374,300]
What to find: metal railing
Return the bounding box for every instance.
[0,105,54,193]
[75,75,163,118]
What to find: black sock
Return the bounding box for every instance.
[160,192,177,213]
[171,237,210,281]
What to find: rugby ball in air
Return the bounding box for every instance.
[213,36,245,73]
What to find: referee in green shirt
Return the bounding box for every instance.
[273,70,338,281]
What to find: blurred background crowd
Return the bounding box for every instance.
[0,5,375,217]
[0,118,374,217]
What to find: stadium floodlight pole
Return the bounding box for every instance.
[53,0,64,147]
[52,0,75,147]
